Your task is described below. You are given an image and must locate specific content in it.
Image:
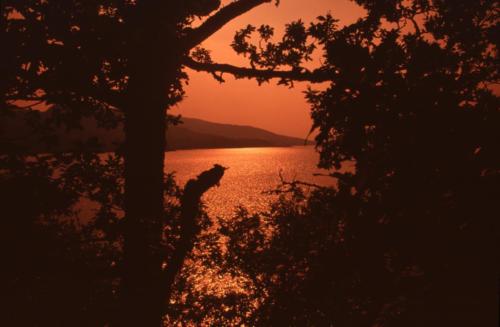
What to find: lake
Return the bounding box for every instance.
[164,146,334,218]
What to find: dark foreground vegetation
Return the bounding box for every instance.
[2,0,498,326]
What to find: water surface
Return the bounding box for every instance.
[165,146,333,218]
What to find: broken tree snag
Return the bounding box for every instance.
[162,164,228,306]
[182,164,228,202]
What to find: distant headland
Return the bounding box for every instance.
[1,109,313,153]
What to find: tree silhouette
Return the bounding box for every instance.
[2,0,318,325]
[3,0,498,325]
[188,0,499,325]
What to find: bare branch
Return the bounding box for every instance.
[182,0,272,51]
[183,57,331,83]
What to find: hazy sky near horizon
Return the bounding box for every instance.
[172,0,367,138]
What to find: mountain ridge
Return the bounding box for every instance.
[0,109,312,153]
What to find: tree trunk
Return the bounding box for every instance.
[120,79,166,326]
[116,2,183,324]
[119,35,177,327]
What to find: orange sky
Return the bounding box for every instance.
[173,0,367,138]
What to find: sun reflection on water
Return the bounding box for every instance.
[165,146,334,219]
[162,146,336,323]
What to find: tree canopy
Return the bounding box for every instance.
[2,0,498,326]
[184,0,499,325]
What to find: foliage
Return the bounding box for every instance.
[1,150,190,325]
[175,0,499,325]
[2,0,498,325]
[2,153,119,325]
[2,1,241,324]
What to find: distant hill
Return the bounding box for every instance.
[0,109,311,153]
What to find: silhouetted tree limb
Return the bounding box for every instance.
[162,164,228,307]
[182,0,272,51]
[184,57,331,83]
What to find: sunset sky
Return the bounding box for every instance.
[173,0,367,138]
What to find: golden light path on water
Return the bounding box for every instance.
[165,146,334,219]
[162,146,336,324]
[86,147,336,323]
